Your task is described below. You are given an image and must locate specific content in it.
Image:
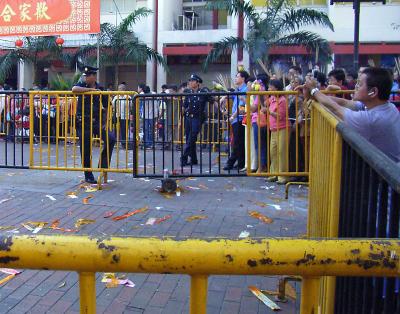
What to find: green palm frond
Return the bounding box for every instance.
[70,44,97,68]
[279,8,334,32]
[118,8,153,34]
[276,31,325,47]
[0,51,19,82]
[275,31,332,59]
[204,36,249,70]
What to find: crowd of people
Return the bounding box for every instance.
[0,64,399,183]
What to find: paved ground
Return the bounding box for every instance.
[0,167,308,313]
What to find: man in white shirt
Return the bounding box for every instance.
[112,83,131,146]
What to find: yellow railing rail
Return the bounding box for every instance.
[307,101,343,314]
[28,91,138,180]
[0,235,398,314]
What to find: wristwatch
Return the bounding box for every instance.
[311,88,319,96]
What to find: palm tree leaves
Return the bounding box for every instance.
[205,0,334,68]
[0,36,66,84]
[0,51,19,82]
[118,7,152,34]
[278,8,334,32]
[276,31,332,60]
[74,8,167,73]
[204,36,249,69]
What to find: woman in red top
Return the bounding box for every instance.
[267,79,290,184]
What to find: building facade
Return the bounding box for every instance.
[1,0,399,90]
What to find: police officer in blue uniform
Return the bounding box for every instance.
[180,74,209,167]
[72,65,116,184]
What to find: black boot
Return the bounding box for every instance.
[84,172,97,184]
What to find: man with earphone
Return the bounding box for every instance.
[298,67,400,163]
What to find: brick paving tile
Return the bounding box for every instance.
[148,291,171,308]
[6,295,41,314]
[0,166,307,313]
[220,301,241,314]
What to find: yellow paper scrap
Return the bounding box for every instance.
[186,215,207,222]
[75,219,96,228]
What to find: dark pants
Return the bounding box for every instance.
[118,119,128,143]
[253,123,268,168]
[226,122,245,169]
[77,118,116,179]
[144,119,154,147]
[182,117,201,163]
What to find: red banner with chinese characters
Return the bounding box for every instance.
[0,0,100,36]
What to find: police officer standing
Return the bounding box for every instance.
[72,66,116,184]
[180,74,209,167]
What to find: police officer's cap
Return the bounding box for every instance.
[82,65,99,76]
[189,74,203,84]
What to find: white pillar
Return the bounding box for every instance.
[18,59,34,90]
[146,60,154,91]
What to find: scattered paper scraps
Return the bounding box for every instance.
[75,219,96,229]
[0,269,20,275]
[103,211,116,218]
[239,231,250,238]
[83,195,94,204]
[224,184,235,191]
[158,186,184,199]
[145,215,171,225]
[145,218,157,226]
[186,186,200,190]
[154,215,171,224]
[248,211,274,224]
[249,286,281,311]
[21,222,48,234]
[66,192,78,199]
[45,195,56,201]
[112,207,149,221]
[198,184,208,190]
[260,186,274,190]
[268,204,282,211]
[85,186,98,193]
[0,198,12,205]
[186,215,207,222]
[58,281,66,288]
[0,226,15,231]
[101,273,135,288]
[0,268,21,286]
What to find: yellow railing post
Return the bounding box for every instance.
[79,272,96,314]
[300,276,320,314]
[29,92,34,167]
[190,275,208,314]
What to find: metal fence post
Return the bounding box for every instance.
[79,272,96,314]
[190,275,208,314]
[301,276,320,314]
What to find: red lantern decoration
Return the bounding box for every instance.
[15,39,23,48]
[56,37,64,47]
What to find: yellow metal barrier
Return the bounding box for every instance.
[0,235,398,314]
[307,101,344,314]
[245,91,309,180]
[28,91,138,179]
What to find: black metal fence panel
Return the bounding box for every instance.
[0,91,30,169]
[335,122,400,314]
[132,92,248,178]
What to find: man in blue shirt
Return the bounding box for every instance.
[224,70,249,170]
